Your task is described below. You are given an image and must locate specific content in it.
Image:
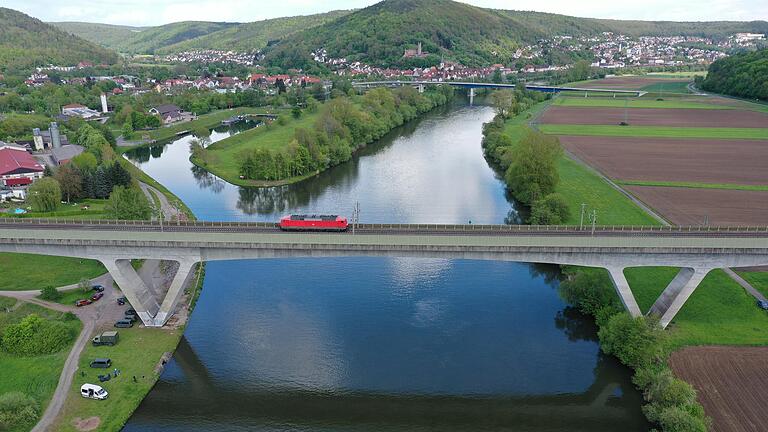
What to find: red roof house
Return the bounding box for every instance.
[0,146,45,186]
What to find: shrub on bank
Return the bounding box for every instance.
[1,314,73,356]
[0,392,39,429]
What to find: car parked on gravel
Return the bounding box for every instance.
[125,309,137,317]
[114,319,133,328]
[91,292,104,302]
[116,297,127,305]
[91,284,105,292]
[75,299,92,307]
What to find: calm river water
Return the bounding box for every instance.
[122,103,648,431]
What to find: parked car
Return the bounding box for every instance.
[92,331,119,346]
[123,314,137,323]
[116,297,127,305]
[75,299,92,307]
[125,309,137,317]
[91,292,104,302]
[757,300,768,310]
[80,384,108,400]
[91,284,105,292]
[114,319,133,328]
[89,358,112,368]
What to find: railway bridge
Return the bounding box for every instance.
[352,80,647,103]
[0,219,766,328]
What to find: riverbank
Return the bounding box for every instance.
[190,86,455,187]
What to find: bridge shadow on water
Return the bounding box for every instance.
[126,310,648,432]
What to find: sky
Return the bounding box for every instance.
[6,0,768,27]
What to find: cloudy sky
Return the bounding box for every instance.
[8,0,768,26]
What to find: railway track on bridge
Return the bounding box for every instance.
[1,220,767,238]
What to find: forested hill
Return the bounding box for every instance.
[51,11,352,55]
[265,0,768,69]
[50,22,148,49]
[701,48,768,100]
[0,8,118,73]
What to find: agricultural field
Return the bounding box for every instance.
[570,76,691,90]
[539,82,768,226]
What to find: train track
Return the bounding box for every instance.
[1,221,767,238]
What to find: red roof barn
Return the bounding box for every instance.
[0,146,45,186]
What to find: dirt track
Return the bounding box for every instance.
[571,77,689,90]
[670,346,768,432]
[624,186,768,226]
[541,106,768,128]
[559,136,768,185]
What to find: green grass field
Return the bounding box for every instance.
[617,180,768,192]
[1,199,108,220]
[551,97,727,110]
[43,288,96,307]
[613,268,768,348]
[145,107,265,143]
[0,253,105,291]
[540,124,768,140]
[647,71,708,78]
[738,272,768,299]
[53,326,183,432]
[640,81,692,94]
[0,302,82,432]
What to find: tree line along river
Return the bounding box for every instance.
[122,102,648,431]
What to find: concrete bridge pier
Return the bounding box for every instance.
[606,267,642,318]
[417,84,425,93]
[101,257,199,327]
[469,88,475,105]
[650,268,713,328]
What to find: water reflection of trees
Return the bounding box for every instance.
[554,306,599,343]
[528,263,561,287]
[191,165,225,194]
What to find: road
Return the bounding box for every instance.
[138,182,179,221]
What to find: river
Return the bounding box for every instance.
[122,103,648,431]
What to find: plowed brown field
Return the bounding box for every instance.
[624,186,768,226]
[559,136,768,185]
[540,107,768,128]
[670,346,768,432]
[571,77,689,90]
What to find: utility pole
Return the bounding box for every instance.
[579,203,587,230]
[351,201,360,235]
[590,210,597,236]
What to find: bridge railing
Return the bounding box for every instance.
[1,217,768,233]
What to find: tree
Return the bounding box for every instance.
[27,178,61,212]
[292,106,302,119]
[0,392,39,430]
[71,152,98,172]
[78,278,90,293]
[490,89,516,118]
[568,60,593,82]
[122,121,134,140]
[105,186,151,220]
[491,68,503,84]
[505,130,562,204]
[598,313,666,369]
[54,164,82,203]
[40,286,60,301]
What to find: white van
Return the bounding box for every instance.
[80,384,108,400]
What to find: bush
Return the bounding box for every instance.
[39,285,60,301]
[0,392,39,429]
[1,314,73,356]
[559,269,621,317]
[598,313,666,369]
[530,193,570,225]
[648,405,709,432]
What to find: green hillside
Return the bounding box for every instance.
[108,21,238,54]
[0,8,118,72]
[701,48,768,100]
[265,0,768,68]
[50,22,147,49]
[157,10,352,53]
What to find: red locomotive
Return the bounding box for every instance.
[279,215,348,231]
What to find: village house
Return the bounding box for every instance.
[51,144,85,166]
[32,123,69,151]
[0,142,45,187]
[149,104,184,124]
[61,103,102,120]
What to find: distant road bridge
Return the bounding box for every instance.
[352,80,647,101]
[1,219,765,328]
